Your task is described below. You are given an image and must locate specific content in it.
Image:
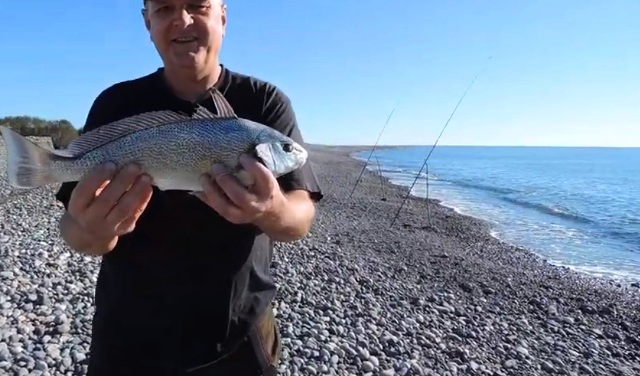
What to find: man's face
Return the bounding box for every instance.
[143,0,226,74]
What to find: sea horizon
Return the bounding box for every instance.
[313,143,640,150]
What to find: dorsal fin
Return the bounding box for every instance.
[65,89,237,156]
[209,88,237,118]
[67,108,217,155]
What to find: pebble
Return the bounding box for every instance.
[504,359,517,368]
[0,142,639,376]
[540,360,555,373]
[362,361,374,372]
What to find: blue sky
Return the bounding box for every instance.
[0,0,638,147]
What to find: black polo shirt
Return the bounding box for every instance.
[55,65,323,371]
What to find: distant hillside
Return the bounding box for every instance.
[0,115,78,149]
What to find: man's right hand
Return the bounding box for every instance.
[59,162,154,256]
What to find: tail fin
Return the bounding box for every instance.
[0,126,58,188]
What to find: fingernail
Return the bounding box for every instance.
[139,174,152,184]
[211,164,228,175]
[126,164,141,173]
[103,162,116,172]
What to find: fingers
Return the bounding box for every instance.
[106,174,153,229]
[67,162,154,240]
[68,162,116,215]
[209,164,258,210]
[238,154,275,200]
[199,174,245,223]
[114,214,140,235]
[114,185,153,234]
[84,164,144,223]
[198,157,280,225]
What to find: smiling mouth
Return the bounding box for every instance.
[172,36,198,44]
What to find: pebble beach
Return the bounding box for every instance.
[1,140,639,376]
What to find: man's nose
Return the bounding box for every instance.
[171,8,194,28]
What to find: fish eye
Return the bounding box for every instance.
[282,143,294,153]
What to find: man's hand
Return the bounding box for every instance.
[60,162,154,256]
[197,154,316,241]
[197,154,284,225]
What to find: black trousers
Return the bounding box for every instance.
[86,308,281,376]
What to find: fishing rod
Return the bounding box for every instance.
[389,57,493,228]
[347,106,397,202]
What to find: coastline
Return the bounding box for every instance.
[271,144,640,375]
[0,140,639,375]
[338,143,640,285]
[305,144,640,291]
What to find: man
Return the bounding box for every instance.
[55,0,323,374]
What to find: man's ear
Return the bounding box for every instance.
[141,8,151,32]
[220,2,227,36]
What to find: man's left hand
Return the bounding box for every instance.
[196,154,285,225]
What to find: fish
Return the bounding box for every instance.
[0,105,308,191]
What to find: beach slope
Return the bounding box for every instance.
[272,144,640,375]
[0,141,638,375]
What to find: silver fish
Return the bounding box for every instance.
[0,105,308,191]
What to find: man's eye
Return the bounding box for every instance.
[154,6,171,14]
[186,3,210,12]
[150,2,210,16]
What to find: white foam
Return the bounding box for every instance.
[551,261,640,282]
[353,152,640,284]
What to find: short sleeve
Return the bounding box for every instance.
[261,86,323,203]
[54,88,121,209]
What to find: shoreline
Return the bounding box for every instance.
[333,143,640,286]
[270,143,640,374]
[1,141,639,375]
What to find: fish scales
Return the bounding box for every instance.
[0,106,308,191]
[53,118,267,190]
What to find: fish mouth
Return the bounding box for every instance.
[252,149,267,167]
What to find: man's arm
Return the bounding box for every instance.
[253,190,316,242]
[255,84,323,241]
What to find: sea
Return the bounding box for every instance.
[352,146,640,282]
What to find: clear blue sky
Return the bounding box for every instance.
[0,0,638,147]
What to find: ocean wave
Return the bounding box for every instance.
[398,174,594,226]
[365,165,438,181]
[365,165,404,174]
[499,196,593,224]
[603,229,640,252]
[352,146,640,282]
[551,261,640,282]
[443,179,520,195]
[620,214,640,226]
[376,164,594,226]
